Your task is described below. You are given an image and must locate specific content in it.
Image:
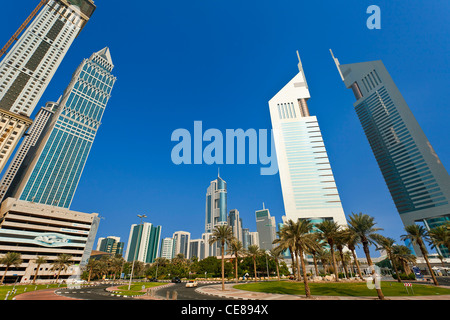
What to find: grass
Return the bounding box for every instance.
[0,283,66,300]
[233,280,450,297]
[112,282,166,296]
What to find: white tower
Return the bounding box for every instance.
[268,52,348,227]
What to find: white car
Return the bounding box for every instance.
[185,280,198,288]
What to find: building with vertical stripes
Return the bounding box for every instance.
[0,0,95,173]
[125,222,161,264]
[5,47,116,208]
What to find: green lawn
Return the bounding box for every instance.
[0,284,66,300]
[234,281,450,297]
[112,282,166,296]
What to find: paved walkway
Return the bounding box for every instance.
[14,288,81,300]
[195,283,450,300]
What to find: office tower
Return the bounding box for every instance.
[255,205,277,251]
[205,173,228,233]
[0,0,95,172]
[172,231,190,259]
[332,52,450,257]
[0,102,58,202]
[242,228,250,249]
[189,239,203,260]
[125,222,161,264]
[4,48,116,208]
[249,232,259,247]
[228,209,243,243]
[0,198,99,283]
[268,52,348,228]
[97,236,124,256]
[160,237,174,260]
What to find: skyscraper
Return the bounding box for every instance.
[96,236,124,256]
[228,209,243,243]
[4,48,116,208]
[205,173,228,233]
[0,0,96,172]
[332,52,450,257]
[160,237,175,260]
[255,205,277,251]
[268,52,348,228]
[172,231,190,259]
[125,222,161,264]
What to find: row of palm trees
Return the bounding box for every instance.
[208,212,449,300]
[0,253,73,284]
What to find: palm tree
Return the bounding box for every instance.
[85,258,101,283]
[51,254,73,283]
[228,239,245,283]
[304,233,321,277]
[316,247,331,275]
[291,219,320,298]
[316,220,341,282]
[273,221,297,279]
[0,252,22,284]
[373,235,402,283]
[268,248,283,281]
[428,224,450,254]
[335,229,350,279]
[401,224,439,286]
[32,256,47,284]
[110,256,124,280]
[393,245,416,275]
[346,228,364,280]
[208,224,234,291]
[247,245,261,282]
[347,212,385,300]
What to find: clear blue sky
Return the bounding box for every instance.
[1,0,449,257]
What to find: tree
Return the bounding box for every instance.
[247,245,261,282]
[345,228,364,280]
[291,219,320,298]
[209,225,234,291]
[274,220,299,280]
[51,254,73,282]
[0,252,22,284]
[334,229,350,278]
[347,212,385,300]
[373,235,402,283]
[84,258,101,282]
[110,256,124,280]
[32,256,47,284]
[428,224,450,255]
[401,224,439,286]
[268,248,283,281]
[316,220,341,282]
[392,245,416,275]
[228,239,245,283]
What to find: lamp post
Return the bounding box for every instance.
[128,214,147,290]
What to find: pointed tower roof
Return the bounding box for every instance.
[95,47,113,66]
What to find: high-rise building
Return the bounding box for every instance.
[228,209,243,243]
[0,102,58,202]
[242,228,250,249]
[96,236,124,256]
[268,52,348,228]
[172,231,190,259]
[160,237,174,260]
[4,48,116,208]
[189,238,203,260]
[125,222,161,264]
[332,52,450,257]
[255,205,277,251]
[205,173,228,233]
[0,0,96,172]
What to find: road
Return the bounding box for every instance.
[54,282,233,300]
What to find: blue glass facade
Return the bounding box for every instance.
[14,48,116,208]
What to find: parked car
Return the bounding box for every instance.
[186,280,198,288]
[149,278,158,282]
[172,277,181,283]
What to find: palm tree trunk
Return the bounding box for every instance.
[339,250,349,279]
[253,258,257,282]
[1,266,9,284]
[313,255,319,277]
[419,241,439,286]
[33,264,41,284]
[390,255,402,283]
[296,251,302,281]
[275,259,280,281]
[299,249,311,298]
[221,244,225,291]
[329,244,339,282]
[289,246,295,277]
[235,256,238,284]
[362,241,385,300]
[351,249,364,280]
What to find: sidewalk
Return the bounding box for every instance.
[14,288,81,300]
[195,283,450,300]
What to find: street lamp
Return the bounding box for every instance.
[128,214,147,290]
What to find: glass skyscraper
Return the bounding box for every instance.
[125,222,161,264]
[205,173,228,233]
[255,206,277,251]
[5,48,116,208]
[333,52,450,257]
[268,52,348,228]
[0,0,95,172]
